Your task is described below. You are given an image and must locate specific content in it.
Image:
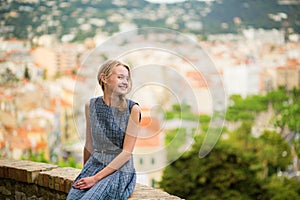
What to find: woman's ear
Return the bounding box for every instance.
[100,73,107,84]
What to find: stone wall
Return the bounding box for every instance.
[0,158,182,200]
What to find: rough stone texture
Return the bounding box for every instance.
[0,158,182,199]
[129,184,182,200]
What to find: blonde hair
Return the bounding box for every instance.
[97,60,132,110]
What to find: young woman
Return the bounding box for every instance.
[67,60,140,199]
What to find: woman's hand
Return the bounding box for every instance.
[73,176,97,190]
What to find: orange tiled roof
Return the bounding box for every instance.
[186,70,208,88]
[0,93,14,101]
[50,98,72,108]
[276,58,300,70]
[136,116,161,147]
[4,126,48,150]
[61,99,72,108]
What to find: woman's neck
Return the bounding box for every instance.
[102,94,124,107]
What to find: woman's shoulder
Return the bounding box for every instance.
[126,99,141,122]
[126,98,139,108]
[126,98,141,118]
[85,96,102,108]
[126,98,138,105]
[89,96,102,104]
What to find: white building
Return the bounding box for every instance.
[223,64,261,97]
[242,28,285,45]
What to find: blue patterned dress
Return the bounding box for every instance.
[67,97,138,200]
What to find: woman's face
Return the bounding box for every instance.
[105,65,130,95]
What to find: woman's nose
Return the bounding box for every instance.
[121,78,128,85]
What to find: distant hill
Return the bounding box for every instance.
[202,0,300,34]
[0,0,299,41]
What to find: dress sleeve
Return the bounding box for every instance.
[128,100,141,122]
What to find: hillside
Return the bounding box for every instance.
[202,0,300,34]
[0,0,299,41]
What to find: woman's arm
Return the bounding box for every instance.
[83,101,93,165]
[73,104,140,190]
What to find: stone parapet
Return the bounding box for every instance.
[0,158,182,199]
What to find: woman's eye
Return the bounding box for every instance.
[117,75,129,81]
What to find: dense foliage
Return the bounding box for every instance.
[160,127,295,199]
[226,87,300,157]
[160,88,300,199]
[165,103,199,121]
[21,151,82,169]
[226,94,268,121]
[161,137,263,199]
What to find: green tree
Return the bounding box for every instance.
[199,114,211,133]
[165,103,198,121]
[229,123,292,179]
[256,130,292,178]
[161,126,295,199]
[57,156,81,169]
[232,121,253,149]
[165,128,187,162]
[226,94,268,122]
[226,88,300,163]
[0,68,19,85]
[261,175,300,200]
[160,137,263,200]
[22,151,81,169]
[24,65,31,80]
[23,151,49,164]
[267,88,300,158]
[266,87,288,111]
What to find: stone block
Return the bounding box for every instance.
[0,159,182,199]
[0,186,11,196]
[15,191,26,200]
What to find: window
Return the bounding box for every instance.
[139,158,143,165]
[151,158,155,165]
[151,179,156,188]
